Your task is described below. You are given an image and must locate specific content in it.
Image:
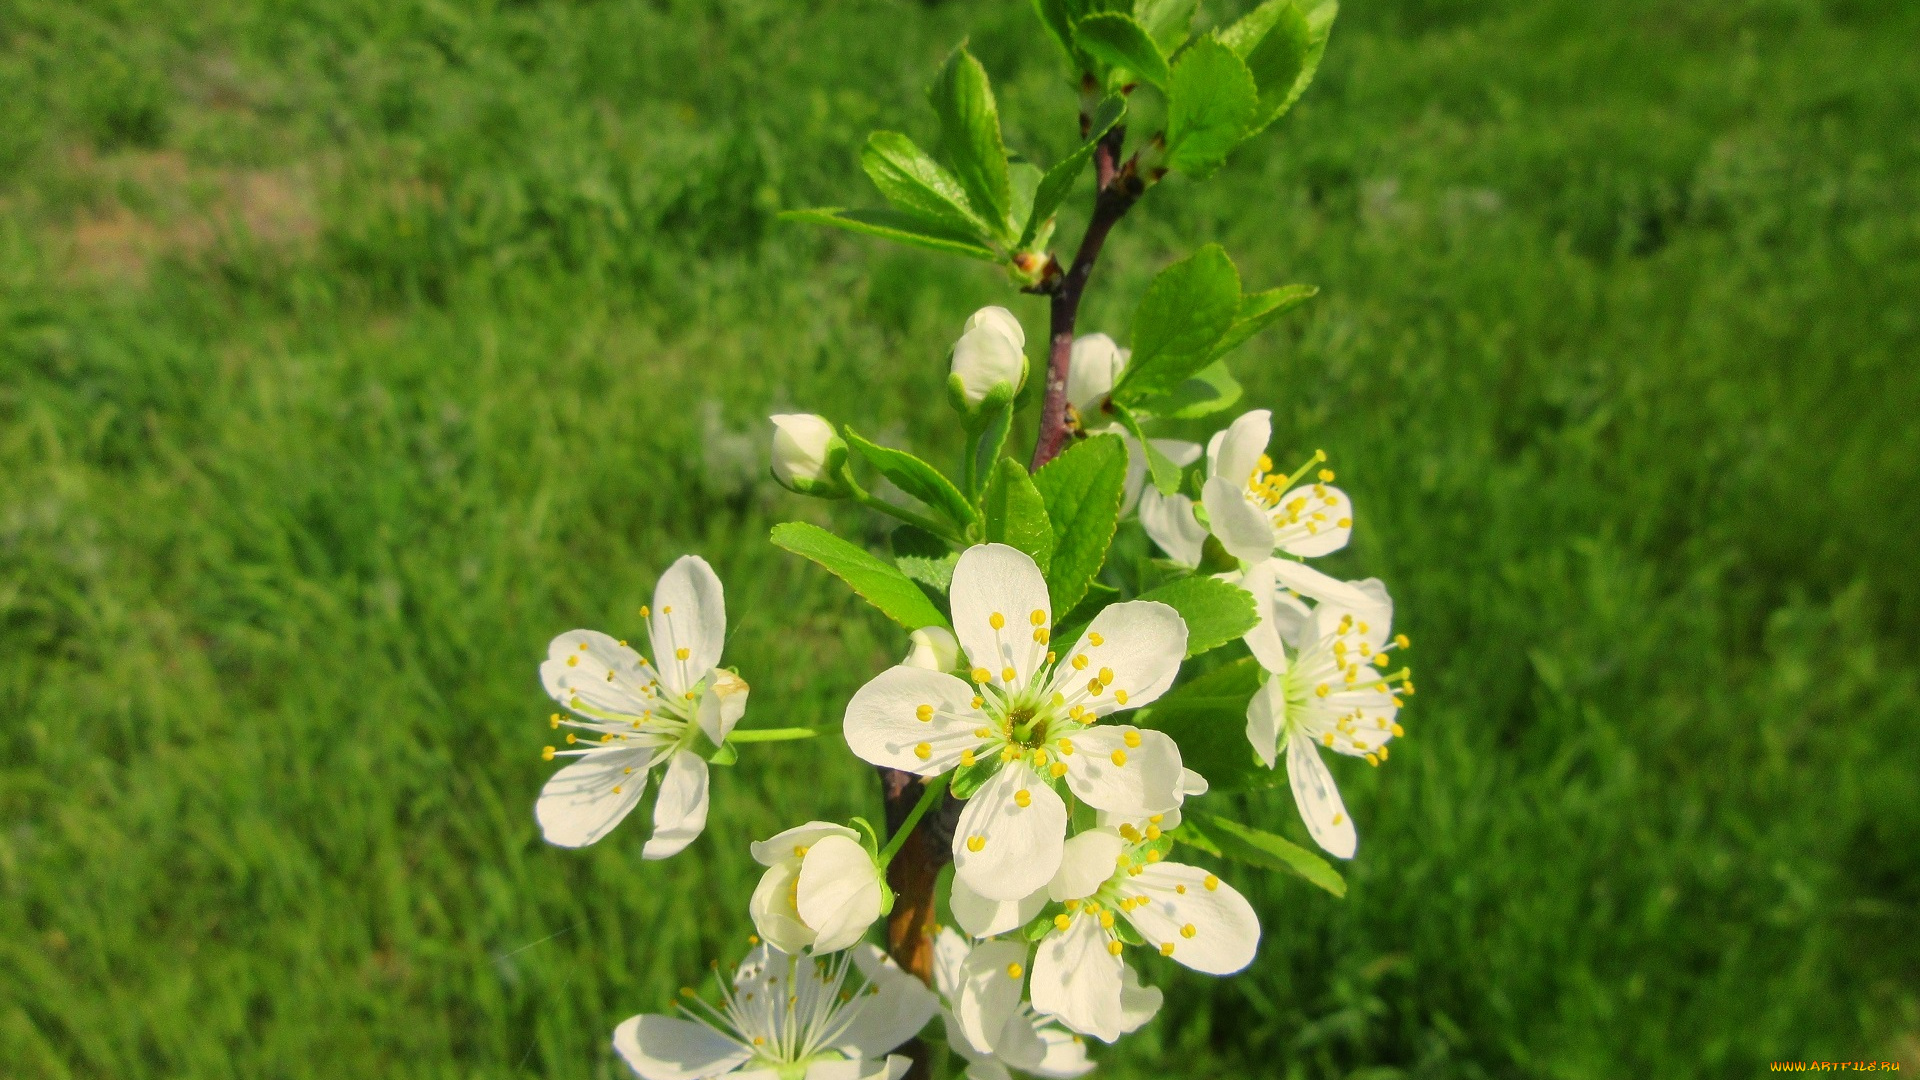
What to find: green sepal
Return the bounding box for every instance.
[706,740,739,766]
[1136,574,1258,656]
[845,427,978,532]
[848,815,885,860]
[1185,813,1346,897]
[770,522,951,631]
[983,458,1055,573]
[779,207,999,261]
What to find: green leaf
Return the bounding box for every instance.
[1139,361,1244,419]
[860,132,990,238]
[983,458,1054,573]
[1053,580,1119,646]
[1032,0,1088,70]
[893,525,959,598]
[1109,401,1182,496]
[931,45,1014,240]
[1134,656,1272,793]
[771,522,951,630]
[1113,244,1241,403]
[779,207,998,261]
[1008,162,1044,244]
[1136,574,1257,656]
[968,400,1014,500]
[1019,95,1126,251]
[1164,38,1260,177]
[1073,13,1169,90]
[1248,0,1337,132]
[1031,434,1128,614]
[1189,813,1347,897]
[1134,0,1198,51]
[1211,284,1318,361]
[951,755,1001,799]
[845,428,977,532]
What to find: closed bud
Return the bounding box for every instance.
[903,626,960,672]
[768,413,848,497]
[949,306,1027,411]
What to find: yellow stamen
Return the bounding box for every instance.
[1204,875,1219,891]
[1160,942,1175,956]
[914,742,932,760]
[972,667,991,683]
[1002,666,1017,683]
[1014,789,1032,808]
[916,704,934,721]
[1006,962,1023,979]
[1088,633,1104,646]
[1114,689,1128,705]
[989,612,1006,630]
[1107,940,1123,956]
[1030,609,1046,626]
[1180,923,1196,938]
[1122,730,1141,748]
[541,746,555,761]
[967,835,985,852]
[1110,749,1128,766]
[1054,914,1072,931]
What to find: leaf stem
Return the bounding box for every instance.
[847,474,967,544]
[723,727,821,743]
[878,772,950,867]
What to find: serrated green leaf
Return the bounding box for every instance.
[860,132,990,238]
[771,522,950,630]
[1113,245,1241,403]
[1019,95,1126,251]
[1053,580,1119,646]
[983,458,1054,573]
[1008,162,1044,244]
[931,45,1014,240]
[1250,0,1337,132]
[1134,0,1198,51]
[893,525,959,598]
[1165,38,1261,177]
[1214,0,1290,59]
[1074,13,1169,90]
[1134,656,1273,793]
[1191,813,1346,897]
[1109,401,1182,496]
[1137,574,1257,656]
[1032,0,1089,70]
[779,207,998,261]
[845,427,977,532]
[1031,434,1128,614]
[1210,284,1318,362]
[1140,361,1244,420]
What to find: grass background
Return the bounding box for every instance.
[2,0,1917,1076]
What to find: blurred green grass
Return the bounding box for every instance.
[2,0,1916,1076]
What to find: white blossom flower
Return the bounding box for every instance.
[932,929,1092,1080]
[613,942,936,1080]
[1140,409,1352,567]
[1061,332,1202,519]
[1245,579,1412,859]
[902,626,961,673]
[843,544,1188,902]
[951,307,1028,407]
[770,414,848,493]
[749,822,888,955]
[537,555,748,854]
[1029,830,1259,1042]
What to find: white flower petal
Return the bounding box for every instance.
[1122,861,1262,975]
[697,669,750,746]
[904,626,961,672]
[1238,561,1289,673]
[1030,1021,1096,1078]
[641,750,709,860]
[953,761,1067,902]
[955,939,1028,1057]
[991,1007,1048,1071]
[839,945,941,1059]
[1303,576,1394,647]
[542,630,660,718]
[1246,676,1286,770]
[1138,489,1208,567]
[1057,601,1186,716]
[950,545,1052,690]
[1288,730,1356,859]
[1208,410,1271,490]
[649,555,727,698]
[1202,475,1278,563]
[1066,333,1125,416]
[964,306,1026,351]
[1029,913,1125,1043]
[1272,483,1353,558]
[963,1059,1013,1080]
[933,928,972,1002]
[1266,559,1377,610]
[1118,436,1201,518]
[534,746,652,848]
[612,1013,751,1080]
[1181,768,1209,798]
[842,666,988,776]
[1048,829,1126,902]
[1059,726,1182,815]
[951,875,1047,938]
[1115,963,1163,1035]
[749,821,860,867]
[749,859,816,954]
[797,835,885,954]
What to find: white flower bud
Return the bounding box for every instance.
[1066,332,1128,417]
[769,413,839,485]
[749,822,887,954]
[950,307,1026,407]
[902,626,960,672]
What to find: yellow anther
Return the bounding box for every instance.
[675,648,690,660]
[1088,678,1104,696]
[1318,468,1335,482]
[680,987,697,999]
[748,935,760,945]
[1323,733,1335,747]
[972,667,992,683]
[1358,621,1370,634]
[1107,940,1124,956]
[1033,628,1049,644]
[1058,738,1074,754]
[1374,654,1390,668]
[600,733,614,743]
[1314,448,1327,462]
[541,746,555,761]
[1098,911,1114,929]
[967,835,986,852]
[1032,749,1049,767]
[661,606,672,614]
[549,713,560,728]
[1054,914,1073,931]
[1175,884,1187,895]
[795,845,810,857]
[1145,825,1161,841]
[1046,651,1057,664]
[565,733,577,744]
[1119,823,1141,842]
[1161,942,1176,956]
[1122,730,1141,748]
[1069,704,1086,720]
[961,750,977,767]
[1380,745,1390,761]
[1098,667,1114,685]
[989,612,1006,630]
[972,696,984,709]
[624,767,633,775]
[1395,634,1410,649]
[1392,723,1405,737]
[1145,849,1162,863]
[1338,517,1352,528]
[1007,962,1023,979]
[638,606,650,617]
[1072,655,1088,671]
[1111,749,1128,766]
[1316,684,1331,698]
[1149,814,1164,824]
[914,742,932,760]
[1014,789,1032,808]
[566,656,578,667]
[1180,923,1197,938]
[753,1037,765,1046]
[1049,762,1068,778]
[1002,666,1017,683]
[1114,689,1128,705]
[1257,454,1273,472]
[1065,899,1081,911]
[1030,609,1047,626]
[1366,753,1380,766]
[1332,812,1345,826]
[1001,746,1019,763]
[1088,633,1104,646]
[611,785,622,794]
[916,704,934,722]
[1203,875,1219,891]
[975,727,992,738]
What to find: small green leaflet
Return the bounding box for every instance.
[771,522,950,631]
[859,132,990,239]
[1136,574,1258,656]
[1031,434,1128,614]
[844,428,977,532]
[1165,38,1260,177]
[1113,244,1242,403]
[931,45,1014,242]
[1073,12,1170,90]
[1182,813,1346,897]
[1210,284,1318,362]
[983,458,1054,573]
[778,208,998,261]
[1138,361,1244,420]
